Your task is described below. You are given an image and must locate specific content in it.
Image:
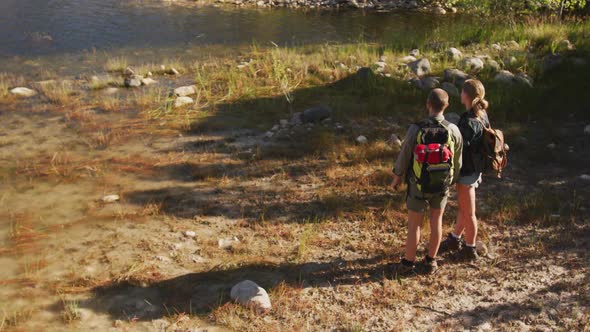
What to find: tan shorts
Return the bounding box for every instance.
[406,181,449,213]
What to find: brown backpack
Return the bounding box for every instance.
[475,117,508,178]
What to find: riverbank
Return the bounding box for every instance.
[1,18,589,331]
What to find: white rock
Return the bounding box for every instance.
[584,124,590,135]
[409,49,420,57]
[446,47,463,61]
[491,43,502,51]
[547,143,556,149]
[462,57,485,72]
[389,134,402,148]
[168,67,180,75]
[124,67,135,76]
[102,194,120,203]
[218,237,240,249]
[279,119,289,128]
[375,61,386,68]
[433,6,446,14]
[141,78,158,86]
[356,135,368,144]
[174,85,197,97]
[399,55,417,63]
[264,131,274,139]
[174,96,194,108]
[580,174,590,181]
[10,87,37,98]
[184,231,196,238]
[230,280,271,313]
[271,124,280,131]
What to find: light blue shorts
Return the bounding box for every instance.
[459,173,482,188]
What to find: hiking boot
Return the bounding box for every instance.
[454,245,479,261]
[388,259,416,277]
[419,257,438,275]
[439,233,463,254]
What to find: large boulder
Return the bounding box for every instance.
[461,57,485,72]
[302,106,332,123]
[356,67,373,81]
[446,47,463,61]
[420,77,440,90]
[494,70,515,84]
[230,280,271,313]
[443,69,470,87]
[10,87,37,98]
[441,82,459,97]
[408,58,431,77]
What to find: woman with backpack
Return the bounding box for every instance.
[439,79,490,261]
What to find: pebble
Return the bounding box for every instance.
[356,135,368,144]
[218,237,240,249]
[584,124,590,135]
[580,174,590,181]
[184,231,196,238]
[102,194,120,203]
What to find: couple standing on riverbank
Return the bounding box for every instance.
[391,79,491,275]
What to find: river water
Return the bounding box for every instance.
[0,0,476,74]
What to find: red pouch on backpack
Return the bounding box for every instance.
[414,144,427,163]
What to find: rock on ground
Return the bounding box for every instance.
[420,77,440,90]
[174,96,194,108]
[443,69,469,87]
[302,106,332,123]
[446,47,463,61]
[462,57,485,72]
[230,280,271,313]
[441,82,459,97]
[102,194,120,203]
[141,78,157,86]
[124,76,142,88]
[174,85,197,97]
[399,55,417,63]
[408,58,431,77]
[494,70,515,83]
[10,87,37,97]
[388,134,402,148]
[356,135,368,144]
[584,124,590,135]
[409,49,420,57]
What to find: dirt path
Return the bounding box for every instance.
[0,100,588,331]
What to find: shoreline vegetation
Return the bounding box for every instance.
[204,0,590,16]
[0,13,589,332]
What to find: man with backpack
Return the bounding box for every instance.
[391,88,463,274]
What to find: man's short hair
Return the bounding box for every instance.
[428,88,449,112]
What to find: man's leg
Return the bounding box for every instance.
[404,210,424,262]
[428,207,444,258]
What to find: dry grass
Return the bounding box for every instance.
[105,56,129,72]
[38,80,79,105]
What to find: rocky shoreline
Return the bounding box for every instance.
[213,0,455,12]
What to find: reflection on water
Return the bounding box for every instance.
[0,0,476,74]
